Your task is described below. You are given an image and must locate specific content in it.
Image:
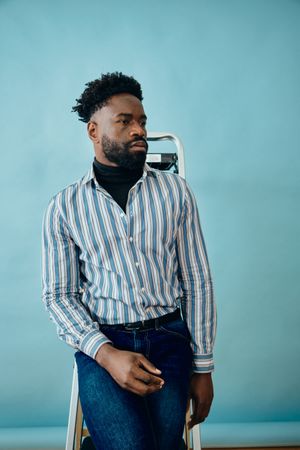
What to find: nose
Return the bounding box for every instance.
[129,121,146,138]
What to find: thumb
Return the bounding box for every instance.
[139,356,162,375]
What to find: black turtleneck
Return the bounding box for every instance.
[93,158,143,213]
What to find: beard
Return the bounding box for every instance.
[101,135,148,170]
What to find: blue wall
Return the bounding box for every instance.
[0,0,299,446]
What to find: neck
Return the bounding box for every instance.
[93,157,143,180]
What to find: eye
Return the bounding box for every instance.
[116,119,130,126]
[140,120,147,128]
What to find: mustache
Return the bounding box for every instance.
[129,137,148,149]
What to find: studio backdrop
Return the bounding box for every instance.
[0,0,299,447]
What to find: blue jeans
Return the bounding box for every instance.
[75,316,193,450]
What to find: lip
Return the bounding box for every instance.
[130,140,147,149]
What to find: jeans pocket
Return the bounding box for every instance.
[159,318,191,342]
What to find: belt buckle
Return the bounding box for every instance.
[124,319,145,331]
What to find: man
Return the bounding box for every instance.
[42,72,216,450]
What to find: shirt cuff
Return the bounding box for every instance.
[192,353,215,373]
[79,329,113,359]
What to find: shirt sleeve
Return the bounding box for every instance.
[41,196,112,359]
[176,181,216,373]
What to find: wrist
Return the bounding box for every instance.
[192,372,212,378]
[95,343,116,368]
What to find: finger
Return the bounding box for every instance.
[134,367,164,386]
[188,412,203,429]
[188,398,200,429]
[128,378,163,396]
[188,402,209,428]
[138,355,162,375]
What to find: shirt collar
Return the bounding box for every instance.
[81,161,159,186]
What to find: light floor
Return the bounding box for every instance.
[19,447,300,450]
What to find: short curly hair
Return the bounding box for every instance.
[72,72,143,123]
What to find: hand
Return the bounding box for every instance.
[187,373,214,429]
[96,343,164,396]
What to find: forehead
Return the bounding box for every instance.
[102,93,145,117]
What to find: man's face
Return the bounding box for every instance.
[88,93,148,170]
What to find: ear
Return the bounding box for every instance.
[87,121,100,143]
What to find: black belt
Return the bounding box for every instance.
[100,309,181,331]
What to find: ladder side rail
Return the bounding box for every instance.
[66,365,80,450]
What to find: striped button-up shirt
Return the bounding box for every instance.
[42,162,216,372]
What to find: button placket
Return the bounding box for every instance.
[126,196,145,302]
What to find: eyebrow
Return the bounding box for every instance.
[115,113,147,120]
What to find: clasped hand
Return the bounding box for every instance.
[96,343,164,397]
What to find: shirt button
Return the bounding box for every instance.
[129,237,133,242]
[120,213,125,218]
[135,261,139,267]
[141,287,145,292]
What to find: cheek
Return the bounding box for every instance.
[103,127,123,140]
[114,130,129,142]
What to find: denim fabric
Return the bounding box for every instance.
[75,317,193,450]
